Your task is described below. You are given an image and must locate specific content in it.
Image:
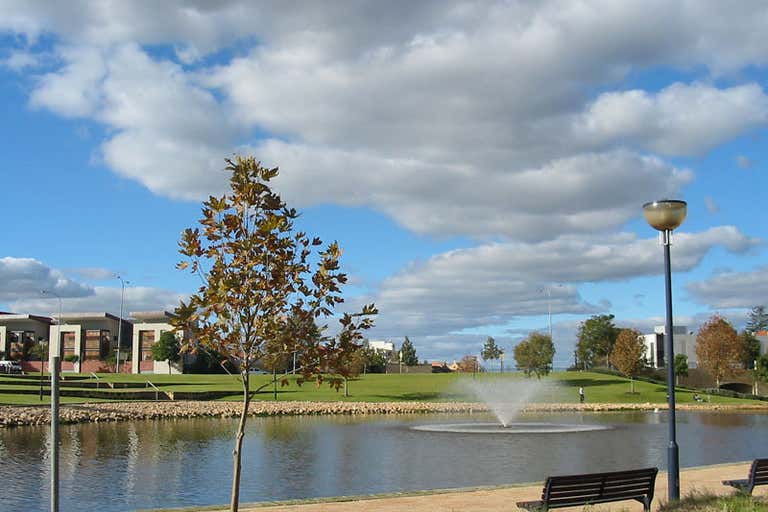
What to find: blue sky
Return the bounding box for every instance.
[2,1,768,365]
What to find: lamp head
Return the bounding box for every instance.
[643,199,687,231]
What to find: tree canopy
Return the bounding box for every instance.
[695,315,739,388]
[150,331,181,374]
[576,314,618,368]
[172,156,376,511]
[609,328,645,392]
[400,336,418,366]
[481,336,503,362]
[513,332,555,379]
[746,305,768,334]
[739,331,762,369]
[673,354,689,386]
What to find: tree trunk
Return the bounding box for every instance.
[344,377,348,397]
[230,372,251,512]
[168,359,172,375]
[716,376,720,389]
[630,377,634,393]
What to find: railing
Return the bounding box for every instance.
[145,381,161,401]
[89,372,101,389]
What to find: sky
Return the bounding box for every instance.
[2,1,768,366]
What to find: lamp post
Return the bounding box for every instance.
[116,275,129,374]
[643,199,687,502]
[41,289,62,512]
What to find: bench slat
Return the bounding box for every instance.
[518,467,657,511]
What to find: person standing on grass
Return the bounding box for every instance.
[579,386,585,403]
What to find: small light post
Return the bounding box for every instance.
[643,199,687,502]
[41,289,62,512]
[116,275,129,374]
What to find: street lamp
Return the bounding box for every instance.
[643,199,687,502]
[41,289,62,512]
[116,275,130,374]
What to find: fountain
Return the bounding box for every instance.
[413,379,610,434]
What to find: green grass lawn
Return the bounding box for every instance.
[0,371,761,406]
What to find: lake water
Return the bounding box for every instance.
[1,410,767,511]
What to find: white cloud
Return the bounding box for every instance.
[0,257,93,302]
[687,266,768,309]
[577,83,768,156]
[10,286,187,318]
[5,2,768,239]
[355,226,758,338]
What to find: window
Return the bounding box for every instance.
[139,331,155,361]
[61,332,76,357]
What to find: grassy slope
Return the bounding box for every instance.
[0,371,760,406]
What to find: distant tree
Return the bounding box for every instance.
[172,156,376,511]
[696,315,740,388]
[360,347,387,373]
[757,354,768,385]
[738,331,762,369]
[151,331,181,374]
[30,341,49,401]
[400,337,418,366]
[513,332,555,379]
[674,354,689,387]
[458,355,478,373]
[576,314,619,368]
[609,328,645,393]
[480,336,503,372]
[746,305,768,334]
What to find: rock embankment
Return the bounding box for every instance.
[1,401,766,428]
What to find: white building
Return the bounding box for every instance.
[0,313,54,371]
[49,312,132,373]
[642,325,697,369]
[366,339,395,358]
[131,311,184,374]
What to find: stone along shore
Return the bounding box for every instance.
[2,400,767,427]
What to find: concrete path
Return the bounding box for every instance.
[210,462,764,512]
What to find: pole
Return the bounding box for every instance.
[663,230,680,501]
[51,354,60,512]
[273,367,277,401]
[116,276,128,374]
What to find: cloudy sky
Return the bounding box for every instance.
[2,1,768,365]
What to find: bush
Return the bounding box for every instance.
[63,354,79,363]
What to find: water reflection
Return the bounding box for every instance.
[0,411,766,512]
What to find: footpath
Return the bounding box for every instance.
[196,462,763,512]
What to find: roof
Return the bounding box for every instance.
[58,312,126,323]
[0,314,55,325]
[130,311,176,322]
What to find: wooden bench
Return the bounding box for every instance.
[723,458,768,494]
[517,467,658,512]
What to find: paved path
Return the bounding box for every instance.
[210,462,764,512]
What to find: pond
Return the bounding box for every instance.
[1,410,766,511]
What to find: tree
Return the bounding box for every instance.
[757,354,768,385]
[480,336,503,372]
[674,354,689,387]
[695,315,740,388]
[400,336,418,366]
[457,355,479,373]
[738,331,761,369]
[338,348,367,397]
[356,346,386,374]
[172,156,376,511]
[746,305,768,334]
[576,314,618,368]
[609,328,645,393]
[513,332,555,379]
[29,341,49,401]
[151,331,181,375]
